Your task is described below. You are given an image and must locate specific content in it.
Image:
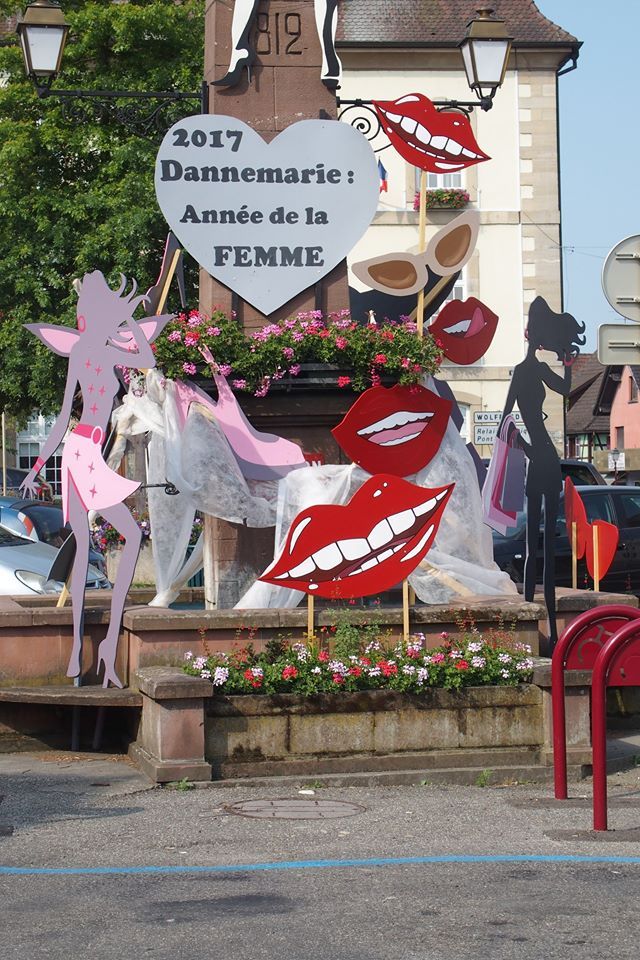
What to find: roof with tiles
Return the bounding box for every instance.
[337,1,578,47]
[566,352,610,436]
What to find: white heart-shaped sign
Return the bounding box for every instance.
[155,116,379,316]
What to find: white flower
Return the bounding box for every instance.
[467,641,482,654]
[498,653,512,664]
[311,666,322,674]
[200,669,212,680]
[250,667,263,678]
[500,669,511,679]
[184,651,193,661]
[417,667,429,684]
[517,658,534,671]
[449,650,462,660]
[367,666,381,677]
[329,660,348,675]
[471,656,486,669]
[402,664,416,675]
[292,642,309,662]
[213,666,229,686]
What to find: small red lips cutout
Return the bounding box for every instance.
[373,94,490,173]
[260,475,454,599]
[332,384,452,477]
[585,520,619,582]
[564,477,588,559]
[429,297,499,366]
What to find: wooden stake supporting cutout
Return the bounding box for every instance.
[307,593,315,640]
[402,578,410,642]
[571,521,577,591]
[416,170,427,337]
[593,524,600,592]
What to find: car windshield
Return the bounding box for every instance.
[561,464,599,486]
[0,527,32,548]
[22,505,70,549]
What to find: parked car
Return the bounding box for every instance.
[492,485,640,594]
[0,526,109,596]
[0,467,53,501]
[560,459,606,486]
[0,498,106,577]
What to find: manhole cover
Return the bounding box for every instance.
[223,798,365,820]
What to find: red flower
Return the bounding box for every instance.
[282,665,298,680]
[318,650,330,662]
[379,660,398,677]
[349,666,362,677]
[337,375,351,388]
[360,657,371,666]
[381,330,394,341]
[243,669,253,681]
[332,673,345,684]
[455,660,470,671]
[335,336,348,349]
[318,329,331,338]
[373,353,387,365]
[251,678,262,688]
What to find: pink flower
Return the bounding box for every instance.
[187,314,202,328]
[282,665,298,681]
[373,353,387,366]
[289,364,301,377]
[168,330,182,343]
[337,375,351,388]
[182,361,197,375]
[206,326,221,336]
[232,379,247,390]
[401,357,411,369]
[282,346,294,361]
[218,363,232,377]
[431,652,445,664]
[318,650,330,663]
[292,331,304,342]
[184,331,200,346]
[335,336,348,349]
[332,673,345,684]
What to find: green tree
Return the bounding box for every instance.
[0,1,203,418]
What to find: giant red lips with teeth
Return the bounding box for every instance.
[332,384,452,477]
[260,475,454,599]
[429,297,499,365]
[373,94,490,173]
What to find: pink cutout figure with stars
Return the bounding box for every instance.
[21,271,172,687]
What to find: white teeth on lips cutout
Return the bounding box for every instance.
[443,318,472,336]
[356,409,433,437]
[289,515,311,554]
[378,109,478,160]
[401,525,435,563]
[272,492,448,580]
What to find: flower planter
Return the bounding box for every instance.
[106,540,155,587]
[204,685,544,779]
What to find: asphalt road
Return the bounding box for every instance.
[1,754,640,959]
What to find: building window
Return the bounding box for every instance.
[416,170,464,191]
[630,376,638,403]
[616,426,625,449]
[18,442,39,471]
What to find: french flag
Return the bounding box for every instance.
[378,158,388,194]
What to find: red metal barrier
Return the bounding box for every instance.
[552,605,640,799]
[591,620,640,831]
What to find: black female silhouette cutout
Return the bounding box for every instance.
[498,297,585,651]
[214,0,341,89]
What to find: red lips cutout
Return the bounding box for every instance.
[585,520,619,582]
[260,474,454,599]
[564,478,619,581]
[373,94,490,174]
[332,384,452,478]
[429,297,499,365]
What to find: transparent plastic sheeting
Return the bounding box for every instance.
[115,373,516,607]
[112,371,279,607]
[236,395,517,608]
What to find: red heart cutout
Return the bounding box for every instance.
[585,519,619,581]
[564,477,588,559]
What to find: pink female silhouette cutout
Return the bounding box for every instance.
[21,271,172,687]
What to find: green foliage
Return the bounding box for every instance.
[475,769,492,788]
[0,1,203,418]
[154,308,444,394]
[183,626,535,695]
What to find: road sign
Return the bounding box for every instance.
[473,410,525,425]
[597,323,640,365]
[602,234,640,322]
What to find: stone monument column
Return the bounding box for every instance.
[201,0,350,331]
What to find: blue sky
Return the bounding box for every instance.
[535,1,640,349]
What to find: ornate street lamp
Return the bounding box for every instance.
[459,7,513,111]
[16,0,69,89]
[16,1,205,139]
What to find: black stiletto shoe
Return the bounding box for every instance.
[212,51,255,88]
[321,76,340,91]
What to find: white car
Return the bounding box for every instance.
[0,526,110,595]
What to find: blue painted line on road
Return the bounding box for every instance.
[2,854,640,877]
